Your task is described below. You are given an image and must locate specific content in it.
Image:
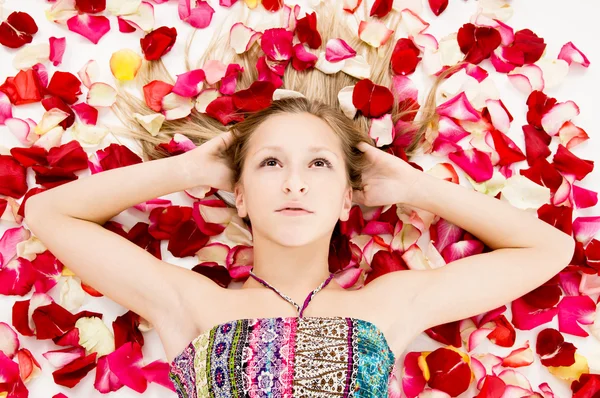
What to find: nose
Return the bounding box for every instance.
[282,172,308,194]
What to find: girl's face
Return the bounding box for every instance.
[234,112,353,247]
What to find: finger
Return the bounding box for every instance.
[356,141,370,152]
[352,189,365,204]
[220,131,234,148]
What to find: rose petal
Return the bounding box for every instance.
[337,86,357,119]
[77,59,99,88]
[229,22,261,54]
[86,83,117,107]
[315,51,345,74]
[536,58,569,90]
[143,80,173,112]
[203,59,228,84]
[352,78,394,118]
[171,69,205,97]
[448,148,493,183]
[558,42,590,68]
[178,0,215,29]
[12,43,50,70]
[71,122,108,146]
[261,27,293,61]
[291,43,318,71]
[46,71,82,105]
[66,14,110,45]
[358,20,394,48]
[325,38,356,62]
[541,100,580,136]
[194,88,220,113]
[437,91,481,122]
[140,26,177,61]
[71,102,98,125]
[0,11,39,49]
[119,1,155,33]
[75,0,106,13]
[161,92,194,120]
[106,0,142,15]
[341,54,371,79]
[49,37,66,66]
[368,113,394,147]
[46,0,79,25]
[110,49,142,81]
[501,174,551,210]
[295,11,322,49]
[0,92,13,125]
[391,38,421,76]
[399,9,430,37]
[133,112,165,136]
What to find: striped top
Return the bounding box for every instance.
[168,270,397,397]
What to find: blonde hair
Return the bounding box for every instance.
[110,0,464,207]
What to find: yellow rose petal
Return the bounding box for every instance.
[110,49,142,81]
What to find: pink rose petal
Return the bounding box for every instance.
[0,92,13,125]
[66,14,111,45]
[49,37,66,66]
[572,216,600,247]
[558,42,590,68]
[325,38,356,62]
[178,0,214,29]
[171,69,206,97]
[448,148,494,182]
[557,295,597,337]
[71,102,98,125]
[436,92,481,122]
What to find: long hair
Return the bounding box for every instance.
[109,0,463,210]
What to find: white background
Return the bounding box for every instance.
[1,0,599,397]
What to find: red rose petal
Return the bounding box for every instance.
[46,71,82,105]
[428,0,449,16]
[292,43,318,71]
[503,29,546,66]
[261,0,284,12]
[0,69,44,105]
[0,155,27,199]
[391,38,421,76]
[75,0,106,14]
[457,23,502,64]
[140,26,177,61]
[535,328,577,367]
[42,96,76,129]
[232,80,276,112]
[0,11,38,49]
[167,219,209,257]
[352,78,394,118]
[71,102,99,125]
[552,144,594,181]
[142,80,173,112]
[205,95,244,125]
[370,0,393,17]
[52,352,98,388]
[66,14,111,45]
[295,11,321,49]
[261,28,293,61]
[117,16,137,33]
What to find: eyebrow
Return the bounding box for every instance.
[253,145,339,158]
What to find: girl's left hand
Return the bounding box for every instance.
[351,141,421,207]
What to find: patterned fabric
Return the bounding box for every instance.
[168,316,397,397]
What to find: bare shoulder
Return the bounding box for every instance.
[152,268,231,364]
[359,269,432,352]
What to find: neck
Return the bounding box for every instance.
[242,230,338,294]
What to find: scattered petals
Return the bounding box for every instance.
[87,82,117,107]
[49,37,67,66]
[110,49,142,81]
[66,14,110,45]
[140,26,177,61]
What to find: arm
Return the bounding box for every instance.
[25,151,220,328]
[370,171,575,333]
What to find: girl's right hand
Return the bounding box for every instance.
[183,131,236,192]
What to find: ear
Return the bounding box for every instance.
[339,185,353,222]
[234,183,247,218]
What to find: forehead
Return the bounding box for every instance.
[249,112,341,155]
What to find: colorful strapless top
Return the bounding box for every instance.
[168,315,396,397]
[168,270,397,397]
